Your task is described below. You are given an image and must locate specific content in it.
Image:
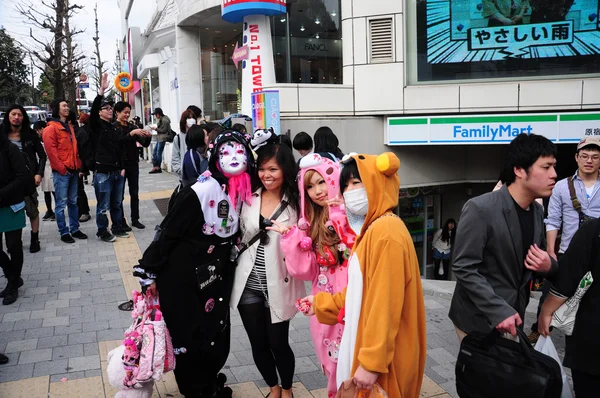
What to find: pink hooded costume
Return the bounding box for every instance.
[280,154,355,397]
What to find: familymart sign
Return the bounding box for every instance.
[386,113,600,146]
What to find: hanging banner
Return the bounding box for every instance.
[251,90,280,135]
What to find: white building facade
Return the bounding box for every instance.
[118,0,600,276]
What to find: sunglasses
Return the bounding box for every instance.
[101,107,113,111]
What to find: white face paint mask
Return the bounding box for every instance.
[343,187,369,216]
[186,118,196,128]
[218,141,248,176]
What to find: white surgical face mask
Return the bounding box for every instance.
[218,141,248,176]
[186,118,196,128]
[343,187,369,216]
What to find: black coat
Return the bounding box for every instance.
[90,95,134,173]
[1,125,46,177]
[0,134,34,207]
[137,186,236,367]
[114,122,151,171]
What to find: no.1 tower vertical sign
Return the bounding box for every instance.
[222,0,286,117]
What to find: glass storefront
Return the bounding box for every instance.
[200,23,243,121]
[271,0,342,84]
[140,68,160,125]
[407,0,600,83]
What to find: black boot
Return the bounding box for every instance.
[30,231,40,253]
[0,277,23,298]
[2,281,18,305]
[0,353,8,365]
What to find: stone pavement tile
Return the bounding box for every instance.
[5,338,37,353]
[425,366,448,386]
[427,348,456,365]
[296,371,328,391]
[13,319,43,331]
[440,380,458,398]
[310,388,328,398]
[30,308,57,320]
[49,371,86,382]
[229,381,264,397]
[0,321,14,332]
[295,356,319,374]
[52,344,84,360]
[0,375,49,398]
[68,332,98,345]
[48,375,104,398]
[98,340,122,361]
[2,311,31,322]
[230,364,264,383]
[290,328,313,343]
[32,359,68,377]
[18,349,52,365]
[42,316,69,328]
[233,350,254,366]
[0,363,34,382]
[37,335,68,349]
[421,374,449,397]
[153,371,183,398]
[431,362,455,382]
[67,355,101,372]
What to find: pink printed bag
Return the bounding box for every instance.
[121,288,175,389]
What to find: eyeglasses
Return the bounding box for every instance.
[578,154,600,162]
[101,107,113,111]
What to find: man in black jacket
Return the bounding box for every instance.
[1,105,47,253]
[91,73,149,242]
[114,101,151,230]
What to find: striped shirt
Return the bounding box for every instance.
[246,244,268,292]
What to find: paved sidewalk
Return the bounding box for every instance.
[0,160,566,397]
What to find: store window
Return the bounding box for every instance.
[140,68,160,126]
[408,0,600,83]
[200,21,243,121]
[271,0,342,84]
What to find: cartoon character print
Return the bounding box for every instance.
[323,338,340,363]
[203,223,215,235]
[250,127,276,150]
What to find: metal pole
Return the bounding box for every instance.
[285,6,292,83]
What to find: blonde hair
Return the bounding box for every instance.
[303,170,340,259]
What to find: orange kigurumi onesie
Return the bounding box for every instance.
[313,153,426,398]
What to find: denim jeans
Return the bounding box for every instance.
[94,171,125,235]
[120,168,140,222]
[152,141,165,168]
[52,172,80,236]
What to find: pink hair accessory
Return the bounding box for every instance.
[300,236,313,251]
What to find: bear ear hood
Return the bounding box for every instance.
[348,152,400,235]
[297,153,341,230]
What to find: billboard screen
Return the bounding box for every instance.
[416,0,600,82]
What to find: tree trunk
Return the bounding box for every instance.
[53,0,65,99]
[64,0,77,110]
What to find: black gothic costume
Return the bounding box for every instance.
[135,131,254,397]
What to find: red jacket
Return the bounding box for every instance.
[43,119,81,175]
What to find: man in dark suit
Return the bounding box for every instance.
[449,133,559,341]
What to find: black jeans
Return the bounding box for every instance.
[78,175,90,216]
[433,258,450,280]
[1,229,24,285]
[571,369,600,398]
[121,167,140,222]
[238,295,295,390]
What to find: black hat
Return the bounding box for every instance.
[151,107,163,116]
[100,99,114,108]
[208,130,255,183]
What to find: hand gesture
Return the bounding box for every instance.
[353,366,379,390]
[266,219,291,235]
[34,175,42,187]
[525,244,552,273]
[496,313,522,336]
[101,72,109,91]
[297,296,315,316]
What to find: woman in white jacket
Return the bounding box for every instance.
[432,218,456,280]
[171,109,197,179]
[230,138,305,398]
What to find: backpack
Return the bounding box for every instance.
[76,125,96,172]
[165,129,176,143]
[121,289,175,389]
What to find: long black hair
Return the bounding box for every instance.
[253,143,300,214]
[1,104,32,135]
[441,218,456,244]
[314,126,343,159]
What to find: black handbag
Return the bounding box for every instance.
[455,328,562,398]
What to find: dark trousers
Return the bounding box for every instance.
[433,258,450,280]
[78,175,90,217]
[0,230,24,285]
[238,300,295,390]
[571,369,600,398]
[121,168,140,222]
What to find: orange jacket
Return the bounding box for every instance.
[43,119,81,175]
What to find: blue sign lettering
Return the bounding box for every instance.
[453,124,533,141]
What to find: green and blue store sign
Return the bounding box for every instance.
[386,112,600,145]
